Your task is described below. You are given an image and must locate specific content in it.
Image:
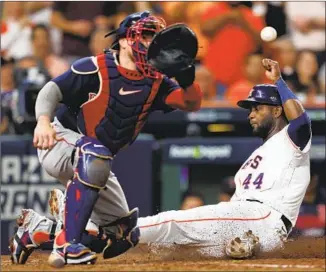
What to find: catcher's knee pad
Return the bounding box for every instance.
[102,208,140,259]
[74,136,113,188]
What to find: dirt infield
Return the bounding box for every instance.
[2,237,325,271]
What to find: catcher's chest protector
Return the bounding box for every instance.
[80,52,162,155]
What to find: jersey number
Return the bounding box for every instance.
[242,173,264,189]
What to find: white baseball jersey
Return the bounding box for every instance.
[231,124,311,226]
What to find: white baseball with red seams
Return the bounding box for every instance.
[138,125,311,257]
[260,26,277,42]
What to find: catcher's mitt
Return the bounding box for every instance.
[147,23,198,78]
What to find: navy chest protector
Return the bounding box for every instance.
[77,53,162,155]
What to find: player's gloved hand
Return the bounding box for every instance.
[175,64,195,89]
[33,116,62,150]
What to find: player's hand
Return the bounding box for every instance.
[33,116,62,150]
[71,20,93,37]
[262,58,281,83]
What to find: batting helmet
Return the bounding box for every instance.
[237,84,282,109]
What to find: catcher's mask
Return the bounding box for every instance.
[105,11,166,78]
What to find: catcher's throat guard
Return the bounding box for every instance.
[146,23,198,78]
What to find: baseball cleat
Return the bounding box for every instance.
[51,229,98,266]
[9,209,57,264]
[50,229,98,266]
[48,188,65,223]
[225,230,260,259]
[49,243,97,267]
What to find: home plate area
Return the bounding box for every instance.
[2,237,325,271]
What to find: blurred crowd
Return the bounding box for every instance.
[1,1,325,135]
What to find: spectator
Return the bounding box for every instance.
[294,171,325,237]
[225,52,266,105]
[316,167,326,230]
[160,2,215,60]
[0,57,16,134]
[10,56,51,134]
[318,63,325,95]
[195,65,217,101]
[285,2,325,67]
[112,2,152,26]
[290,50,320,104]
[89,29,114,56]
[200,2,265,91]
[25,2,62,56]
[218,176,236,202]
[180,191,205,210]
[1,57,15,94]
[50,2,123,63]
[25,2,54,15]
[31,24,69,78]
[303,174,319,204]
[1,2,33,60]
[271,39,297,83]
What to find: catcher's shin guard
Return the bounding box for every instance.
[10,209,59,264]
[64,136,112,244]
[102,208,140,259]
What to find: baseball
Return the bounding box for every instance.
[260,26,277,42]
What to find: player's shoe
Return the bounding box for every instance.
[48,188,65,222]
[48,187,98,266]
[225,230,260,259]
[9,209,58,264]
[49,230,97,267]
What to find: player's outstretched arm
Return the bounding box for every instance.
[262,59,312,150]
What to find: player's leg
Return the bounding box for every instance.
[46,180,139,259]
[48,172,140,259]
[49,135,112,266]
[47,120,139,261]
[138,201,286,258]
[9,118,79,264]
[9,209,61,264]
[86,171,140,259]
[11,119,106,266]
[10,173,138,264]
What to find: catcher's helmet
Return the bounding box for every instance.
[237,84,282,109]
[105,11,151,50]
[105,11,166,78]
